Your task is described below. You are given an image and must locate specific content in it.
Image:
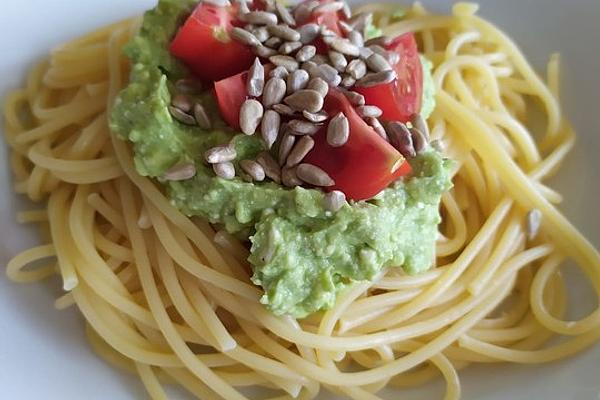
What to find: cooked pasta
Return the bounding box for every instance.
[3,2,600,399]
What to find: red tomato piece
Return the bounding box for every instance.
[354,33,423,122]
[214,64,273,129]
[170,2,255,82]
[304,89,411,200]
[214,71,248,129]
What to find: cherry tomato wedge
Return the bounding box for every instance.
[214,71,248,129]
[304,89,411,200]
[354,33,423,122]
[214,64,273,129]
[170,2,254,82]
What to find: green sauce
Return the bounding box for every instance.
[110,0,452,317]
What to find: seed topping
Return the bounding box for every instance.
[327,112,350,147]
[296,163,335,186]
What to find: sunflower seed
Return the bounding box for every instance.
[346,58,367,79]
[301,60,319,76]
[269,66,289,79]
[320,25,338,37]
[240,99,264,135]
[386,121,415,158]
[348,30,364,47]
[175,78,203,95]
[262,0,276,13]
[293,0,318,22]
[368,45,394,64]
[355,70,396,87]
[213,162,235,180]
[302,110,328,123]
[341,1,352,19]
[288,119,322,135]
[205,145,237,164]
[338,21,354,35]
[169,106,197,125]
[269,55,299,72]
[359,46,374,60]
[242,11,278,26]
[340,74,356,88]
[286,136,315,167]
[204,0,231,6]
[357,105,383,118]
[322,36,335,46]
[296,163,334,186]
[323,190,346,212]
[410,127,428,154]
[307,77,329,97]
[340,89,365,106]
[253,45,278,58]
[278,132,296,165]
[284,89,324,113]
[256,151,281,183]
[237,0,250,14]
[364,36,393,47]
[348,12,372,32]
[272,103,295,115]
[330,38,360,57]
[268,24,301,42]
[164,163,196,181]
[261,110,281,148]
[231,27,262,47]
[526,209,542,240]
[252,26,270,42]
[313,1,344,13]
[171,94,193,113]
[295,45,316,62]
[247,58,265,97]
[262,77,287,108]
[276,1,296,26]
[264,36,282,49]
[293,4,311,22]
[367,117,387,140]
[328,51,348,72]
[410,113,430,140]
[366,53,393,72]
[311,54,329,65]
[327,112,349,147]
[240,159,265,181]
[281,166,302,187]
[298,23,320,44]
[286,69,310,94]
[279,41,303,54]
[193,103,211,129]
[316,64,341,86]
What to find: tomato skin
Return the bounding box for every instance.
[170,3,255,82]
[214,71,248,129]
[214,64,273,129]
[304,89,411,200]
[354,33,423,122]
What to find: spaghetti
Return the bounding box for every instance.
[4,2,600,399]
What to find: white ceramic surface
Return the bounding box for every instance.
[1,1,599,399]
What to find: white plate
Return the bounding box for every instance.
[1,1,599,399]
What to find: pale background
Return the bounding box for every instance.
[1,1,599,399]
